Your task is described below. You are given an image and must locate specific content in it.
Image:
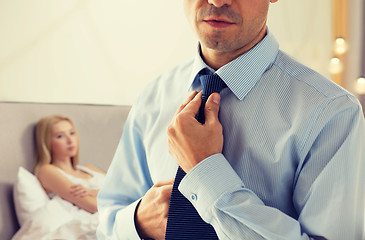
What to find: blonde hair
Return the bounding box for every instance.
[34,115,79,172]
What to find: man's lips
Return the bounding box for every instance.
[203,18,235,28]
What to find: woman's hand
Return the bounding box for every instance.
[70,184,98,198]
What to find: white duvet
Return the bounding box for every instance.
[12,195,99,240]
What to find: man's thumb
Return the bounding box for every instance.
[204,93,221,123]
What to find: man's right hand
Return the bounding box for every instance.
[135,179,174,239]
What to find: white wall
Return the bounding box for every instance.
[0,0,334,105]
[347,0,364,94]
[268,0,332,80]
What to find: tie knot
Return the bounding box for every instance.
[199,73,226,102]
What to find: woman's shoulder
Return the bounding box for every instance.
[37,164,62,179]
[37,164,58,172]
[36,164,68,193]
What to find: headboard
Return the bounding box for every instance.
[0,102,131,239]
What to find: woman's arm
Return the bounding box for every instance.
[37,164,98,214]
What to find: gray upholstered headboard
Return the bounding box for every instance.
[0,102,131,239]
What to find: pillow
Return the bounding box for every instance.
[13,166,50,226]
[12,196,98,240]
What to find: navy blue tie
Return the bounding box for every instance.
[165,71,226,239]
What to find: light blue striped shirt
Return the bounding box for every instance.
[97,30,365,239]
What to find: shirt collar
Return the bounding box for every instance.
[188,28,279,101]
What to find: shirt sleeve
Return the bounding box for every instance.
[97,102,153,239]
[179,96,365,240]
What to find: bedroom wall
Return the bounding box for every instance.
[0,0,350,106]
[347,0,365,94]
[0,0,195,105]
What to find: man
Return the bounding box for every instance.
[97,0,365,239]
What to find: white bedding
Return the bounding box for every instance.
[12,195,99,240]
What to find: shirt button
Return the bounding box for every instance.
[190,193,197,201]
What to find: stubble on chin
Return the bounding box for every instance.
[199,30,234,52]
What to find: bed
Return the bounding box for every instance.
[0,102,131,239]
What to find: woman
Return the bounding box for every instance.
[34,115,105,214]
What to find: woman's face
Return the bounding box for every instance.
[50,120,78,161]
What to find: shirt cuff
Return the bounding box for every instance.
[178,153,244,221]
[114,198,142,239]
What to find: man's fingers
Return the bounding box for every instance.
[161,184,173,198]
[175,91,199,115]
[154,179,174,187]
[182,91,203,117]
[204,92,221,124]
[152,180,173,204]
